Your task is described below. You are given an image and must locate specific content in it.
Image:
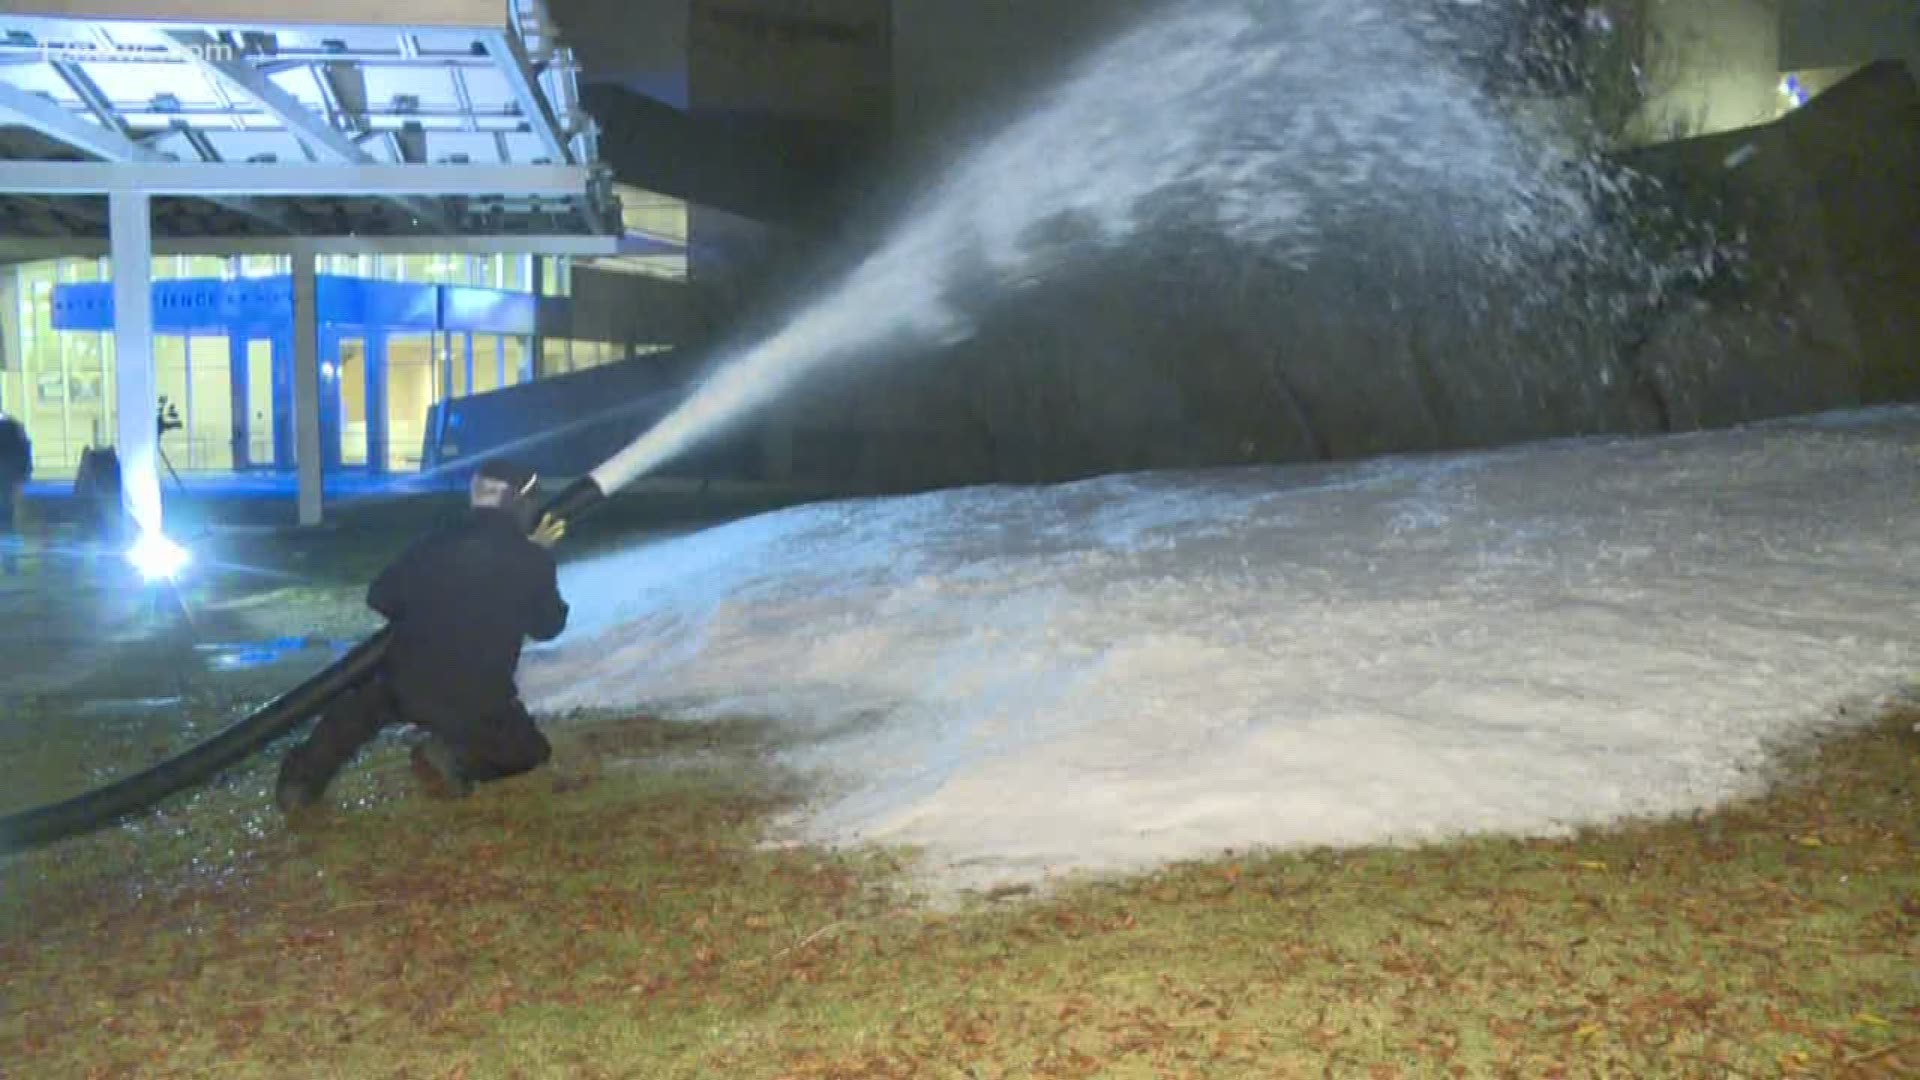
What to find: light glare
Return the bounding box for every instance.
[127,531,191,582]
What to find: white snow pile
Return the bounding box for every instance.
[524,408,1920,887]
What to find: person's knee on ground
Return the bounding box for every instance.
[411,704,552,797]
[458,706,552,784]
[407,730,548,799]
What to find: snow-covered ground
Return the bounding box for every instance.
[524,408,1920,888]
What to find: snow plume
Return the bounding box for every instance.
[530,409,1920,889]
[591,0,1656,492]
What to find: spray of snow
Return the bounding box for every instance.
[529,410,1920,888]
[590,0,1624,493]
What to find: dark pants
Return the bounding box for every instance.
[278,673,551,802]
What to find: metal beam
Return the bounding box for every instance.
[49,62,134,142]
[198,52,252,137]
[394,123,428,165]
[0,233,620,260]
[1,45,502,72]
[486,29,613,235]
[448,49,479,135]
[177,125,222,163]
[247,52,499,70]
[0,79,159,163]
[0,160,594,196]
[487,30,572,165]
[165,30,452,226]
[316,56,371,136]
[106,103,525,125]
[3,1,506,31]
[0,78,298,231]
[166,31,374,162]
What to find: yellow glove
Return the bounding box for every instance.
[531,513,568,549]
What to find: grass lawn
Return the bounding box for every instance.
[2,491,1915,1078]
[2,699,1915,1079]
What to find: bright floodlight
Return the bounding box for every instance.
[127,530,191,582]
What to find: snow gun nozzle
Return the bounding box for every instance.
[538,476,607,527]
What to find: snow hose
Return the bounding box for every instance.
[0,476,609,853]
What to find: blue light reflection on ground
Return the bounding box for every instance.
[195,638,355,672]
[23,471,462,502]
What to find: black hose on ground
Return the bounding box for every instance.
[0,477,607,853]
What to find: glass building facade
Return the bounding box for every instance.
[0,254,649,478]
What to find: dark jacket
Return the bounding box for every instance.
[0,419,30,489]
[369,507,568,723]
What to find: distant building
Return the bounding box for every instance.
[0,1,706,513]
[1617,0,1920,143]
[0,253,655,478]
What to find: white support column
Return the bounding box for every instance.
[110,190,161,541]
[292,256,324,527]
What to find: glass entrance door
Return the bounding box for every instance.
[235,336,280,470]
[152,333,237,474]
[187,334,234,472]
[230,331,384,473]
[334,334,370,469]
[384,333,438,473]
[233,336,276,466]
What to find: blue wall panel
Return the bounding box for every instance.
[223,278,292,327]
[50,282,112,330]
[318,276,439,329]
[47,271,574,478]
[51,274,498,334]
[154,279,227,331]
[440,285,536,334]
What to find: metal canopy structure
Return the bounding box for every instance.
[0,159,591,194]
[0,1,638,533]
[0,0,618,242]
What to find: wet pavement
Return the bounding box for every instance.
[0,489,786,822]
[195,637,355,673]
[0,527,368,815]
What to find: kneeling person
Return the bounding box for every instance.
[278,459,569,811]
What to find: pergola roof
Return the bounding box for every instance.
[0,2,630,248]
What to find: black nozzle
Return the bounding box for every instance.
[539,476,607,525]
